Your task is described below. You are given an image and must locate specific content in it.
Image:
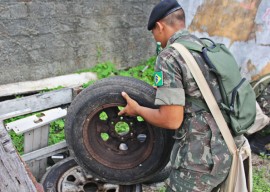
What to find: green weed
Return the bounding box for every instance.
[96,44,103,63]
[82,80,96,89]
[9,131,24,155]
[39,86,64,93]
[117,56,155,85]
[48,119,65,146]
[253,167,270,192]
[77,61,117,79]
[77,56,155,88]
[6,117,66,154]
[159,187,166,192]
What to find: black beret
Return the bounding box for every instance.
[148,0,182,31]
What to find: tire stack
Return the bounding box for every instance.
[64,76,174,185]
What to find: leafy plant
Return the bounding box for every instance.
[48,119,65,146]
[96,44,103,63]
[82,80,96,89]
[77,56,155,88]
[159,187,166,192]
[5,112,41,154]
[253,167,270,192]
[77,61,117,79]
[9,131,24,155]
[39,86,64,93]
[117,56,155,85]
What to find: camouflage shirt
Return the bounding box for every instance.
[257,82,270,116]
[154,30,222,114]
[154,30,238,191]
[254,79,270,137]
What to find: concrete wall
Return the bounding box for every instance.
[179,0,270,80]
[0,0,158,85]
[1,0,270,85]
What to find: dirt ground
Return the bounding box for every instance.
[142,153,270,192]
[252,152,270,182]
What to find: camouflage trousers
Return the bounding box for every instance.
[257,84,270,145]
[165,112,233,192]
[251,85,270,154]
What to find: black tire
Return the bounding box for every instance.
[65,76,174,184]
[41,157,76,192]
[143,163,172,184]
[41,157,142,192]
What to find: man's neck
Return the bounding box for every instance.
[165,28,188,48]
[168,24,185,37]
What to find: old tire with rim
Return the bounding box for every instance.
[41,157,142,192]
[65,76,174,184]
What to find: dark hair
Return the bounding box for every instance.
[161,9,185,27]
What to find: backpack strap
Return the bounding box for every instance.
[171,43,237,154]
[176,40,204,52]
[177,38,220,53]
[171,42,253,192]
[177,40,221,74]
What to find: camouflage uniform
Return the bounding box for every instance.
[250,79,270,155]
[256,82,270,134]
[154,30,244,192]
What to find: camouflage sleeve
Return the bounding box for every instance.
[154,48,185,106]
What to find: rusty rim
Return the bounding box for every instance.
[57,165,120,192]
[82,103,154,169]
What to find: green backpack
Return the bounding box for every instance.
[179,38,256,136]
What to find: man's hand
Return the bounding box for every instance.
[118,91,184,130]
[118,92,140,116]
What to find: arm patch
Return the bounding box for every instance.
[154,71,163,86]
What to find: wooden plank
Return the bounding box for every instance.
[0,122,38,192]
[24,125,49,181]
[24,130,37,179]
[6,108,67,134]
[22,140,68,163]
[38,126,50,179]
[0,72,96,97]
[0,88,72,116]
[0,109,32,121]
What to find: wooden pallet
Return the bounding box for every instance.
[0,88,75,191]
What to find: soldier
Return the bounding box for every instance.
[250,77,270,156]
[119,0,244,191]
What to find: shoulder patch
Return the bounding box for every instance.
[154,71,163,86]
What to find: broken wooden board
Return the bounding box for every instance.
[0,88,72,116]
[22,140,68,163]
[0,72,96,97]
[5,107,67,180]
[0,122,39,192]
[6,107,67,134]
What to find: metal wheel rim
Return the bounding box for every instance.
[82,103,155,169]
[57,165,120,192]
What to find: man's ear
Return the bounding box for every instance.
[156,21,164,33]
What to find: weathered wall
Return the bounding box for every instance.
[179,0,270,80]
[1,0,269,85]
[0,0,158,85]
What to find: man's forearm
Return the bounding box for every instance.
[136,105,183,130]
